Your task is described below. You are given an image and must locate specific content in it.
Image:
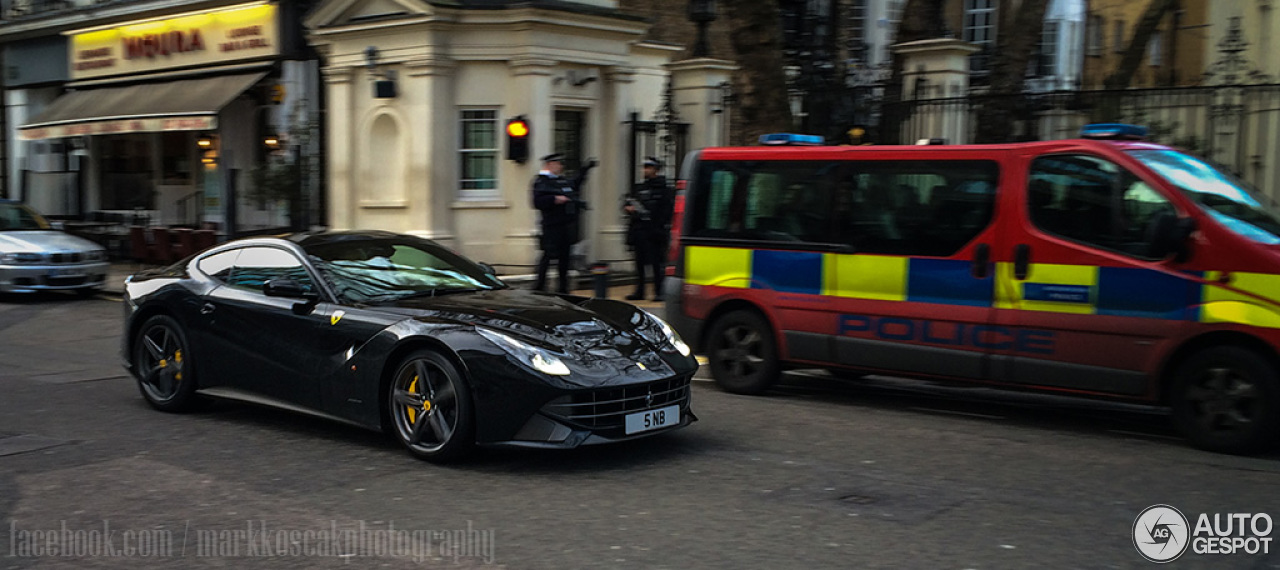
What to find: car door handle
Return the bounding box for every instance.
[1013,244,1031,280]
[971,243,990,279]
[201,303,215,315]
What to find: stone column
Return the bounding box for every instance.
[893,38,980,144]
[406,56,456,244]
[322,65,354,229]
[507,58,556,265]
[597,65,637,264]
[667,58,738,150]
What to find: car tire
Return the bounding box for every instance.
[707,309,780,395]
[1171,346,1280,455]
[133,314,202,412]
[387,350,475,462]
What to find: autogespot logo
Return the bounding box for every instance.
[1134,505,1191,563]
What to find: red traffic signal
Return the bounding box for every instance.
[506,116,530,163]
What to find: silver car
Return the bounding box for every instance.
[0,201,109,295]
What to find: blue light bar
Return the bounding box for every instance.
[759,133,825,146]
[1079,123,1148,140]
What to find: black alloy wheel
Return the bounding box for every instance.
[388,350,475,462]
[707,309,781,395]
[1171,346,1280,455]
[133,315,201,412]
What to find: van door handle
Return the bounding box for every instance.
[1013,244,1031,280]
[971,243,990,279]
[201,303,215,315]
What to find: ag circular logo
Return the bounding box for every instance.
[1134,504,1191,563]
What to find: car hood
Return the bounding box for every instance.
[0,230,100,253]
[363,288,691,388]
[368,288,660,348]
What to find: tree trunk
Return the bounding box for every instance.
[972,0,1050,143]
[724,0,793,145]
[1104,0,1179,90]
[882,0,948,144]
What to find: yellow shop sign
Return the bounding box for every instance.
[68,2,278,80]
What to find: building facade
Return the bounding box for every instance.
[1081,0,1209,89]
[305,0,733,272]
[1,0,324,233]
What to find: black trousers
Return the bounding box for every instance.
[631,238,666,297]
[535,238,573,294]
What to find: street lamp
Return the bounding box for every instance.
[688,0,716,58]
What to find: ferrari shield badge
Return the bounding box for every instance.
[331,310,345,326]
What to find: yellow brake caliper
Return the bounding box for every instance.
[174,350,183,382]
[407,376,433,425]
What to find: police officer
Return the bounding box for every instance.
[624,156,674,301]
[532,153,592,294]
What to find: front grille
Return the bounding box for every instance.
[543,375,691,430]
[44,275,88,286]
[48,253,83,264]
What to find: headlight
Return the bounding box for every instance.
[476,328,571,376]
[645,311,692,357]
[85,250,107,262]
[0,252,43,264]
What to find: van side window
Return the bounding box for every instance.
[835,160,999,256]
[690,161,840,243]
[1029,155,1176,259]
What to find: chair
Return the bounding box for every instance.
[129,226,157,264]
[173,228,196,259]
[150,227,173,264]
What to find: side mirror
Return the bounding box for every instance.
[264,278,320,315]
[263,278,316,299]
[478,262,497,276]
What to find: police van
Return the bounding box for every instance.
[665,125,1280,454]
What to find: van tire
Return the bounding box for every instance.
[1170,346,1280,455]
[707,309,780,395]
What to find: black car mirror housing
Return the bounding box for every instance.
[263,279,321,314]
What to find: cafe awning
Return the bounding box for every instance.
[18,72,267,141]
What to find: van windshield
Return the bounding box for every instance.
[1129,149,1280,245]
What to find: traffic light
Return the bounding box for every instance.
[506,116,530,163]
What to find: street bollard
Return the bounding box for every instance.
[590,262,610,298]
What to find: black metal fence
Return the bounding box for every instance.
[882,84,1280,199]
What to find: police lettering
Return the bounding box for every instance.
[837,314,1056,354]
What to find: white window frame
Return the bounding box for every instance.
[963,0,998,73]
[1148,31,1163,66]
[459,109,499,200]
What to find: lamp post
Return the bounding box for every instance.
[688,0,716,58]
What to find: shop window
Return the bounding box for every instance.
[1028,154,1176,258]
[161,132,193,184]
[459,109,498,199]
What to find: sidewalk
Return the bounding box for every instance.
[104,262,665,310]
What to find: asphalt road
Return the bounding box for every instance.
[1,292,1279,569]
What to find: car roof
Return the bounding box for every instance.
[696,138,1173,159]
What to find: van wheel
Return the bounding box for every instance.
[1170,346,1280,455]
[707,310,780,395]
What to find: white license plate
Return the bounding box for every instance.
[48,269,83,278]
[625,405,679,435]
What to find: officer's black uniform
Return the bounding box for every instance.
[532,154,590,294]
[625,160,674,301]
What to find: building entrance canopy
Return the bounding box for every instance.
[17,72,266,140]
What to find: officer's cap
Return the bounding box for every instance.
[643,156,662,168]
[542,153,566,163]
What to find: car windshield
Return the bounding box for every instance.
[1129,149,1280,244]
[301,236,506,304]
[0,203,51,231]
